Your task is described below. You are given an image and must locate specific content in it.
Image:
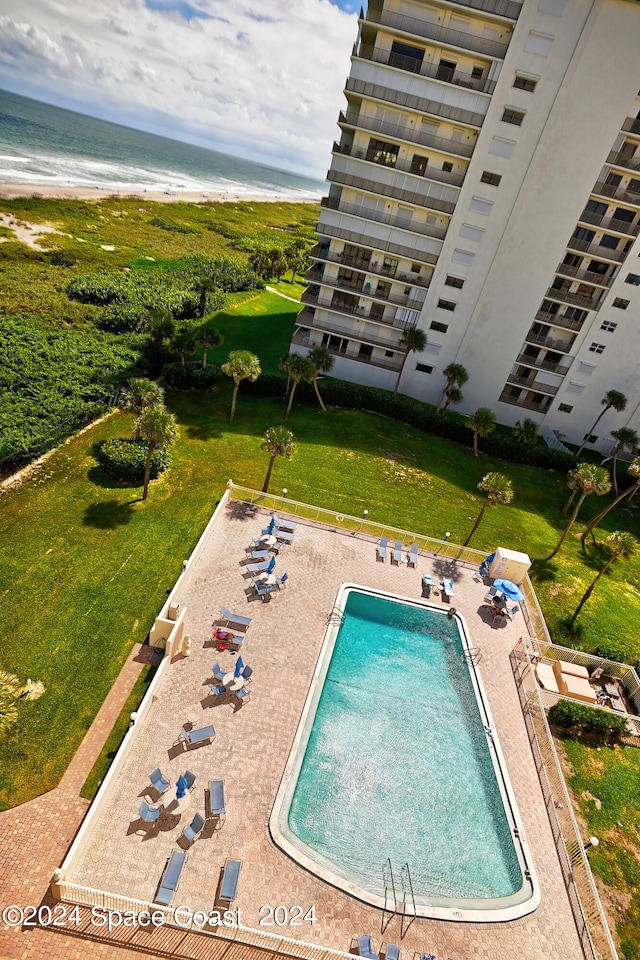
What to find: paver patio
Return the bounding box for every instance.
[64,501,585,960]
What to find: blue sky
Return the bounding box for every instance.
[0,1,359,176]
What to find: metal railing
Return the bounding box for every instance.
[365,7,510,59]
[327,165,457,215]
[345,76,487,129]
[337,123,470,177]
[308,269,427,310]
[309,244,433,288]
[499,389,552,414]
[535,308,585,331]
[621,116,640,136]
[316,221,440,266]
[577,209,640,237]
[565,235,628,263]
[554,261,615,288]
[544,286,603,311]
[320,196,448,240]
[606,148,640,173]
[591,179,640,205]
[444,0,522,18]
[353,44,496,95]
[515,352,571,375]
[506,372,559,397]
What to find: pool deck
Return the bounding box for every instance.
[66,501,585,960]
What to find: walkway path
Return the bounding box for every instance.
[265,285,301,304]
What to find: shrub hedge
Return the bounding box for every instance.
[97,437,169,483]
[548,699,628,739]
[162,362,220,390]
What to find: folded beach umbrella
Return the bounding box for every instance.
[234,656,245,678]
[268,517,276,535]
[493,578,523,602]
[176,774,189,799]
[267,555,276,574]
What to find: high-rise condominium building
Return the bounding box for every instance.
[291,0,640,454]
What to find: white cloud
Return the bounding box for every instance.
[0,0,357,176]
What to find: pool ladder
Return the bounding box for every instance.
[326,607,344,627]
[382,860,416,937]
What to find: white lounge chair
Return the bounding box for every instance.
[393,540,403,564]
[441,579,454,601]
[377,537,388,561]
[408,543,419,567]
[220,606,252,629]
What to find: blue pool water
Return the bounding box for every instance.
[286,591,522,903]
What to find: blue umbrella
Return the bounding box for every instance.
[267,555,276,574]
[234,655,245,678]
[176,774,188,799]
[493,578,523,602]
[268,517,276,535]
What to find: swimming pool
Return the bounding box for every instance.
[270,585,539,922]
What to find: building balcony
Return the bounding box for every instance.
[544,287,602,311]
[344,77,487,129]
[606,148,640,173]
[524,330,575,353]
[577,209,640,237]
[364,7,509,59]
[515,352,571,375]
[444,0,522,19]
[353,44,496,95]
[339,112,474,164]
[321,196,448,240]
[506,373,559,396]
[315,221,440,266]
[554,262,614,288]
[309,243,432,288]
[591,180,640,206]
[306,270,427,311]
[302,290,405,329]
[622,117,640,136]
[565,235,628,264]
[499,389,553,413]
[534,309,585,332]
[327,163,457,215]
[293,311,405,366]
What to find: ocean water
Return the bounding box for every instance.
[0,88,325,200]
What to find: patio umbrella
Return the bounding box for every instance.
[493,578,523,602]
[234,656,245,678]
[268,517,276,535]
[267,555,276,574]
[176,774,189,799]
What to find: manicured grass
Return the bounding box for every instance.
[560,735,640,960]
[207,290,300,373]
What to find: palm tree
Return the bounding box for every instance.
[581,457,640,545]
[142,307,176,348]
[545,463,611,560]
[0,670,45,735]
[172,326,196,367]
[513,418,538,445]
[570,531,637,627]
[441,385,463,412]
[133,408,177,500]
[463,473,514,546]
[193,276,215,318]
[260,426,296,493]
[438,363,469,410]
[221,350,261,426]
[307,346,334,412]
[279,352,292,397]
[468,407,496,457]
[575,389,627,457]
[195,327,223,368]
[610,426,638,495]
[281,354,315,420]
[394,326,427,394]
[119,378,165,415]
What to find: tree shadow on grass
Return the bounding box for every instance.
[83,499,137,529]
[528,557,558,582]
[183,421,224,442]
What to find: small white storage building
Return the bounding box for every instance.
[488,547,531,585]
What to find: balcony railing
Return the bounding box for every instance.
[534,309,585,332]
[306,270,427,310]
[516,352,571,375]
[294,312,406,364]
[499,389,553,412]
[578,209,640,237]
[333,139,464,190]
[327,164,457,215]
[316,221,440,266]
[544,286,602,311]
[565,235,628,263]
[340,111,475,163]
[554,262,614,288]
[344,77,487,129]
[622,117,640,136]
[591,180,640,205]
[507,373,559,396]
[309,244,432,288]
[443,0,522,18]
[524,330,574,353]
[606,148,640,173]
[353,44,496,95]
[365,7,509,59]
[321,196,448,240]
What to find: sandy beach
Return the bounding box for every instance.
[0,182,318,204]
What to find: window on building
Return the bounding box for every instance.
[416,362,433,373]
[558,404,573,413]
[322,333,348,353]
[437,299,456,311]
[572,228,595,245]
[442,162,454,173]
[585,199,607,216]
[390,41,425,73]
[430,321,449,333]
[613,298,629,309]
[480,171,502,186]
[501,107,525,126]
[410,154,429,176]
[513,75,537,92]
[384,350,395,358]
[541,299,561,314]
[613,207,634,223]
[625,273,640,285]
[599,234,619,249]
[445,275,465,288]
[627,178,640,194]
[600,321,617,332]
[471,65,484,79]
[563,253,582,268]
[381,257,398,277]
[410,263,422,273]
[586,434,598,444]
[588,342,605,354]
[358,343,373,358]
[564,306,587,321]
[366,138,399,167]
[436,58,457,82]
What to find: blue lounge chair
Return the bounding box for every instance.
[182,812,206,845]
[357,935,380,959]
[252,579,270,601]
[184,770,197,791]
[149,767,170,795]
[377,536,388,561]
[235,687,251,704]
[441,578,454,601]
[275,530,294,544]
[242,665,253,682]
[211,663,226,682]
[247,560,270,574]
[181,724,215,746]
[155,850,187,905]
[219,858,242,904]
[422,573,433,597]
[273,514,297,532]
[209,683,228,697]
[220,606,252,629]
[408,543,419,568]
[485,586,499,602]
[206,778,226,817]
[276,572,288,589]
[139,800,160,823]
[249,549,269,561]
[393,540,403,564]
[385,945,401,960]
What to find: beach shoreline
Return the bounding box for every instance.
[0,183,320,205]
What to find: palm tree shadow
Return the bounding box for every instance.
[183,422,224,441]
[83,500,137,529]
[529,558,558,582]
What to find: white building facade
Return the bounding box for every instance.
[291,0,640,454]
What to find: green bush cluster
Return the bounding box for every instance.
[149,217,201,235]
[162,362,220,390]
[97,437,169,483]
[97,303,146,333]
[548,699,628,739]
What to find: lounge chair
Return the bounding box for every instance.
[242,665,253,682]
[276,572,289,589]
[408,543,419,568]
[211,662,226,682]
[247,560,270,574]
[479,561,489,577]
[393,540,403,564]
[484,586,499,602]
[181,724,215,746]
[252,579,270,601]
[139,800,160,823]
[385,945,401,960]
[422,573,433,597]
[220,606,252,629]
[149,768,170,795]
[506,603,520,619]
[273,514,297,532]
[441,579,454,601]
[184,770,197,791]
[249,549,269,561]
[219,858,242,904]
[275,529,294,544]
[206,778,226,817]
[209,683,228,697]
[377,536,388,561]
[182,812,206,845]
[357,935,380,959]
[155,850,187,905]
[235,687,251,704]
